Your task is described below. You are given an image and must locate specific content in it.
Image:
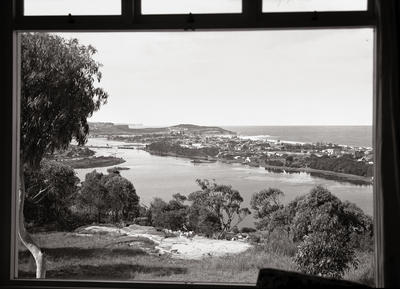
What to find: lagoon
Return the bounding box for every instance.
[75,138,373,227]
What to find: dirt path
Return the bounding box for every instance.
[79,224,252,259]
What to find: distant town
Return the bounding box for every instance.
[85,122,374,185]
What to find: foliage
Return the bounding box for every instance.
[285,186,372,278]
[260,229,298,257]
[240,227,257,233]
[147,141,219,158]
[49,145,95,160]
[265,159,285,167]
[188,179,250,237]
[262,186,373,278]
[148,180,251,238]
[307,154,373,177]
[21,32,109,228]
[285,155,294,162]
[20,32,108,277]
[102,171,140,222]
[21,33,108,169]
[250,188,284,230]
[24,160,79,230]
[294,231,359,279]
[79,170,110,223]
[187,205,221,237]
[149,194,189,231]
[79,170,140,223]
[149,197,169,229]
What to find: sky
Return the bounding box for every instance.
[26,0,373,127]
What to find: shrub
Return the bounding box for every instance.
[294,231,358,279]
[187,205,221,237]
[79,170,140,224]
[290,186,371,278]
[231,226,240,234]
[262,229,297,257]
[250,188,284,230]
[149,194,189,231]
[240,227,257,233]
[24,160,80,230]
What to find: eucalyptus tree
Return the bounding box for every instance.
[250,188,284,230]
[20,33,108,278]
[188,179,250,238]
[24,160,79,227]
[102,171,140,222]
[290,186,372,278]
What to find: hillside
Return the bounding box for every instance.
[170,124,235,135]
[88,122,236,136]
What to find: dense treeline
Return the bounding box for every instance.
[265,154,373,177]
[25,161,139,230]
[306,155,373,177]
[146,141,219,159]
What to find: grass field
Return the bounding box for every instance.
[17,230,374,285]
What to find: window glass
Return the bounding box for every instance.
[18,30,374,285]
[142,0,241,14]
[262,0,367,12]
[24,0,121,15]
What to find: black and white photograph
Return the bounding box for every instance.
[2,0,400,288]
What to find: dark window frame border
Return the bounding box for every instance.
[2,0,389,288]
[14,0,376,30]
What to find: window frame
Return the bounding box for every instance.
[1,0,383,288]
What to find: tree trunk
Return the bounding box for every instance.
[18,167,46,278]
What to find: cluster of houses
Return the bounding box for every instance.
[159,132,374,166]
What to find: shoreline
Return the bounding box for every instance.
[145,149,372,186]
[263,164,373,185]
[144,149,217,162]
[60,156,126,169]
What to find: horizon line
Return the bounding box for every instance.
[88,121,373,127]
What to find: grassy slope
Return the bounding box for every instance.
[18,231,373,285]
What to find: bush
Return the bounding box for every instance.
[149,194,189,231]
[289,186,371,278]
[188,205,221,237]
[248,233,261,243]
[24,160,80,230]
[58,210,93,231]
[294,231,358,279]
[231,226,240,234]
[262,229,297,257]
[79,170,140,224]
[240,227,257,233]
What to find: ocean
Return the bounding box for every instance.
[222,126,373,148]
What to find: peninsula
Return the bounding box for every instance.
[88,122,374,185]
[88,122,236,136]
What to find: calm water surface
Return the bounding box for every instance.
[223,126,372,148]
[75,138,373,227]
